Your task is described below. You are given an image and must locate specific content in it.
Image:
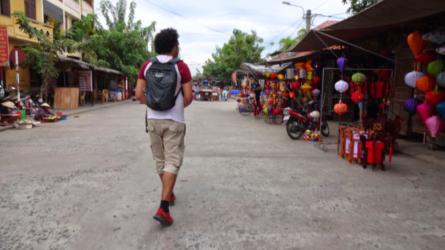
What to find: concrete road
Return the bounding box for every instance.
[1,101,444,250]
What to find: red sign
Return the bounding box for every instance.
[0,27,9,66]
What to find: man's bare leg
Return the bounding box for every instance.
[162,172,177,202]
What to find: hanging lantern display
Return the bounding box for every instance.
[407,31,427,57]
[352,72,367,84]
[277,73,284,81]
[270,72,276,80]
[334,101,348,115]
[351,91,364,104]
[335,80,349,93]
[312,76,321,85]
[307,71,313,80]
[437,101,445,121]
[425,116,443,138]
[301,83,312,92]
[404,71,424,88]
[416,75,436,93]
[312,89,320,97]
[305,60,314,72]
[427,60,445,76]
[336,57,347,72]
[437,72,445,88]
[291,82,300,90]
[299,69,307,79]
[404,98,418,114]
[415,50,436,64]
[425,90,445,106]
[417,102,433,123]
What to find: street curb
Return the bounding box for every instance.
[0,100,132,133]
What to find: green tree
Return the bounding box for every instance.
[13,12,64,101]
[279,28,306,51]
[203,29,264,82]
[342,0,378,14]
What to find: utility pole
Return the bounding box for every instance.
[305,9,312,33]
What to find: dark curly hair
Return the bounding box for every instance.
[154,28,179,54]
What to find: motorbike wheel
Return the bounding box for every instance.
[321,122,330,137]
[286,118,304,140]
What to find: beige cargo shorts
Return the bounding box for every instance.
[147,119,186,175]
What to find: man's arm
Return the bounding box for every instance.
[135,79,146,104]
[183,81,193,108]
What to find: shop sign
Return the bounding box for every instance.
[79,71,93,92]
[0,27,9,66]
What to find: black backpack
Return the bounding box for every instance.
[145,57,180,111]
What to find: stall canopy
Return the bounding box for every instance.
[267,51,315,64]
[240,62,293,76]
[290,0,445,52]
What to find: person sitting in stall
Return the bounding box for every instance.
[34,103,55,121]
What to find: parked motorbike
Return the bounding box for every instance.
[284,101,330,140]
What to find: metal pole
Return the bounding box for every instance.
[305,9,312,32]
[15,50,20,101]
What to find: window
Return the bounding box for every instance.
[0,0,10,16]
[25,0,36,20]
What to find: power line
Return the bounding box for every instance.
[145,0,228,35]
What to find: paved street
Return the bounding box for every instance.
[1,101,445,250]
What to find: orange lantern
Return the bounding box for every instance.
[416,75,436,93]
[289,92,295,99]
[295,62,305,70]
[407,31,427,57]
[305,60,314,71]
[334,101,348,115]
[277,73,284,81]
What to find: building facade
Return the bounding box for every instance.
[0,0,94,93]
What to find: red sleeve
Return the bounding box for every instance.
[138,61,151,80]
[177,61,192,84]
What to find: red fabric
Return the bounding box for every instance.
[138,60,192,84]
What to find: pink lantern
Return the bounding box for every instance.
[425,116,444,138]
[417,102,433,123]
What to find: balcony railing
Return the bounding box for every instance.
[82,0,93,15]
[0,15,53,43]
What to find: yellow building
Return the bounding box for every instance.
[0,0,94,93]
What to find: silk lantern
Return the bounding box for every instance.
[437,72,445,88]
[352,72,366,84]
[270,72,276,80]
[404,98,418,114]
[335,80,349,93]
[277,73,284,81]
[334,101,348,115]
[312,89,320,97]
[427,60,445,76]
[437,101,445,121]
[296,62,305,70]
[305,60,314,71]
[351,91,364,104]
[307,71,313,80]
[415,50,436,64]
[405,71,424,88]
[417,102,433,123]
[299,69,307,79]
[336,57,347,72]
[312,76,321,85]
[291,82,300,90]
[425,116,443,138]
[425,90,445,106]
[416,75,436,93]
[407,31,427,57]
[289,92,295,99]
[301,83,312,92]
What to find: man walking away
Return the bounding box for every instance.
[135,28,193,226]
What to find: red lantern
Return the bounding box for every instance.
[416,75,436,93]
[268,98,274,105]
[282,91,289,98]
[351,91,364,104]
[312,76,321,85]
[270,72,276,80]
[334,101,348,115]
[415,50,436,64]
[289,92,295,99]
[426,90,445,106]
[273,108,281,115]
[292,82,300,90]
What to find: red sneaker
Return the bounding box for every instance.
[153,208,173,226]
[170,193,176,206]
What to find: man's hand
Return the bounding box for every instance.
[135,79,146,104]
[183,82,193,108]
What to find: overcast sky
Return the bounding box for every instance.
[102,0,350,74]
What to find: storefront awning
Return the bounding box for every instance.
[93,66,123,75]
[58,56,91,69]
[240,62,292,75]
[267,51,315,64]
[290,0,445,52]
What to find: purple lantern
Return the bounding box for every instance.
[404,98,418,114]
[337,57,347,73]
